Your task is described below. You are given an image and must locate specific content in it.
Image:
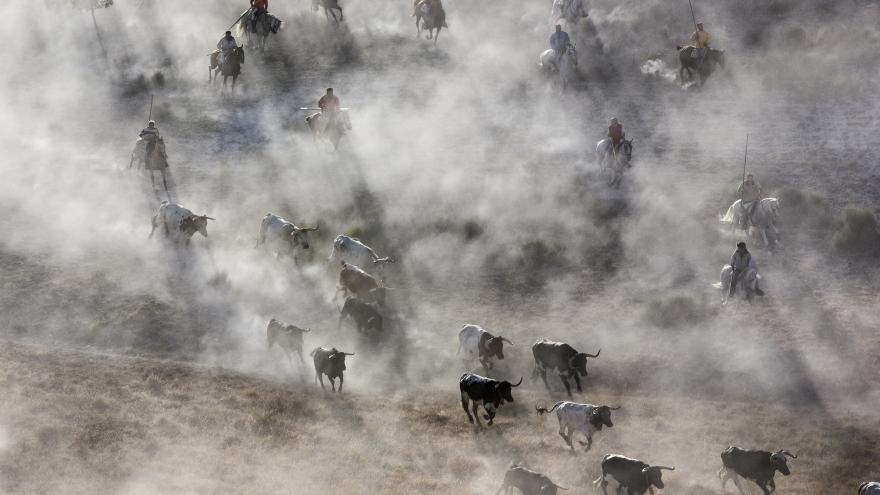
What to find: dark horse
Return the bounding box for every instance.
[676,46,725,86]
[312,0,343,24]
[209,46,245,91]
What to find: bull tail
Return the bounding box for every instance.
[535,401,565,415]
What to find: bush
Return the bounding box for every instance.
[774,187,833,230]
[832,208,880,258]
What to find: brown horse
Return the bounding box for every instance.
[676,46,725,86]
[209,46,245,91]
[413,0,447,44]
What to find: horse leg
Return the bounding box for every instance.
[434,27,440,45]
[415,17,421,38]
[338,6,343,22]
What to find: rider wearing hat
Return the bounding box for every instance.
[690,22,711,65]
[549,24,571,67]
[737,173,763,229]
[729,242,764,299]
[139,120,160,157]
[318,88,341,132]
[250,0,268,32]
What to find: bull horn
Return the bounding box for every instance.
[204,216,216,220]
[584,349,601,358]
[655,466,675,471]
[501,337,514,345]
[510,376,523,387]
[554,484,569,491]
[342,352,355,356]
[302,226,319,231]
[778,450,797,459]
[608,405,621,410]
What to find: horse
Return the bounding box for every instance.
[595,138,633,188]
[130,136,174,201]
[312,0,343,24]
[413,0,447,44]
[238,10,282,51]
[720,198,781,249]
[305,110,352,152]
[676,46,725,86]
[550,0,588,27]
[209,46,245,91]
[714,264,762,305]
[539,44,578,91]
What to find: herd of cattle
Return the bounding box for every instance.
[147,199,876,494]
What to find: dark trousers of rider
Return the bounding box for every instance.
[729,269,744,297]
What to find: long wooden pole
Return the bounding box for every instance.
[688,0,699,42]
[148,95,154,121]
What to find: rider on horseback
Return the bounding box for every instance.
[608,118,625,152]
[139,120,160,156]
[737,173,763,229]
[217,31,239,66]
[318,88,340,133]
[250,0,268,32]
[690,22,711,66]
[728,242,764,300]
[549,24,571,68]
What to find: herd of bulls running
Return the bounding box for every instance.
[126,1,878,494]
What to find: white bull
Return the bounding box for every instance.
[720,198,780,249]
[536,401,618,451]
[257,213,318,260]
[149,201,214,244]
[328,235,394,266]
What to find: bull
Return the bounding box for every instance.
[718,446,797,495]
[338,261,386,305]
[459,372,522,427]
[310,347,354,392]
[149,201,214,244]
[532,339,600,396]
[257,213,318,259]
[338,297,383,333]
[496,464,568,495]
[535,401,619,451]
[328,234,395,266]
[593,454,675,495]
[266,318,310,366]
[457,324,513,373]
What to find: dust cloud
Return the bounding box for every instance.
[0,0,878,493]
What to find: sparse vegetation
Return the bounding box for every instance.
[832,208,880,258]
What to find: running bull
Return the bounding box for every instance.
[593,454,675,495]
[459,372,522,427]
[718,446,797,495]
[311,346,354,392]
[536,401,619,451]
[532,339,600,396]
[496,464,568,495]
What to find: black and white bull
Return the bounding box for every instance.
[593,454,675,495]
[149,201,214,244]
[532,339,600,396]
[338,297,383,333]
[458,324,514,373]
[266,318,310,366]
[459,372,522,427]
[718,446,797,495]
[496,465,568,495]
[311,347,354,392]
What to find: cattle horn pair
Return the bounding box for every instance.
[655,466,675,471]
[501,337,514,345]
[777,450,797,459]
[511,377,523,387]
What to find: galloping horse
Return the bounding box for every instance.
[595,138,633,188]
[413,0,447,44]
[306,110,352,152]
[676,46,725,86]
[209,46,245,91]
[539,43,578,91]
[313,0,343,24]
[130,136,173,201]
[715,264,762,305]
[238,10,282,50]
[720,197,781,249]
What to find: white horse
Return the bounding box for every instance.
[720,198,781,248]
[550,0,588,27]
[539,44,578,91]
[714,264,762,305]
[595,138,633,188]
